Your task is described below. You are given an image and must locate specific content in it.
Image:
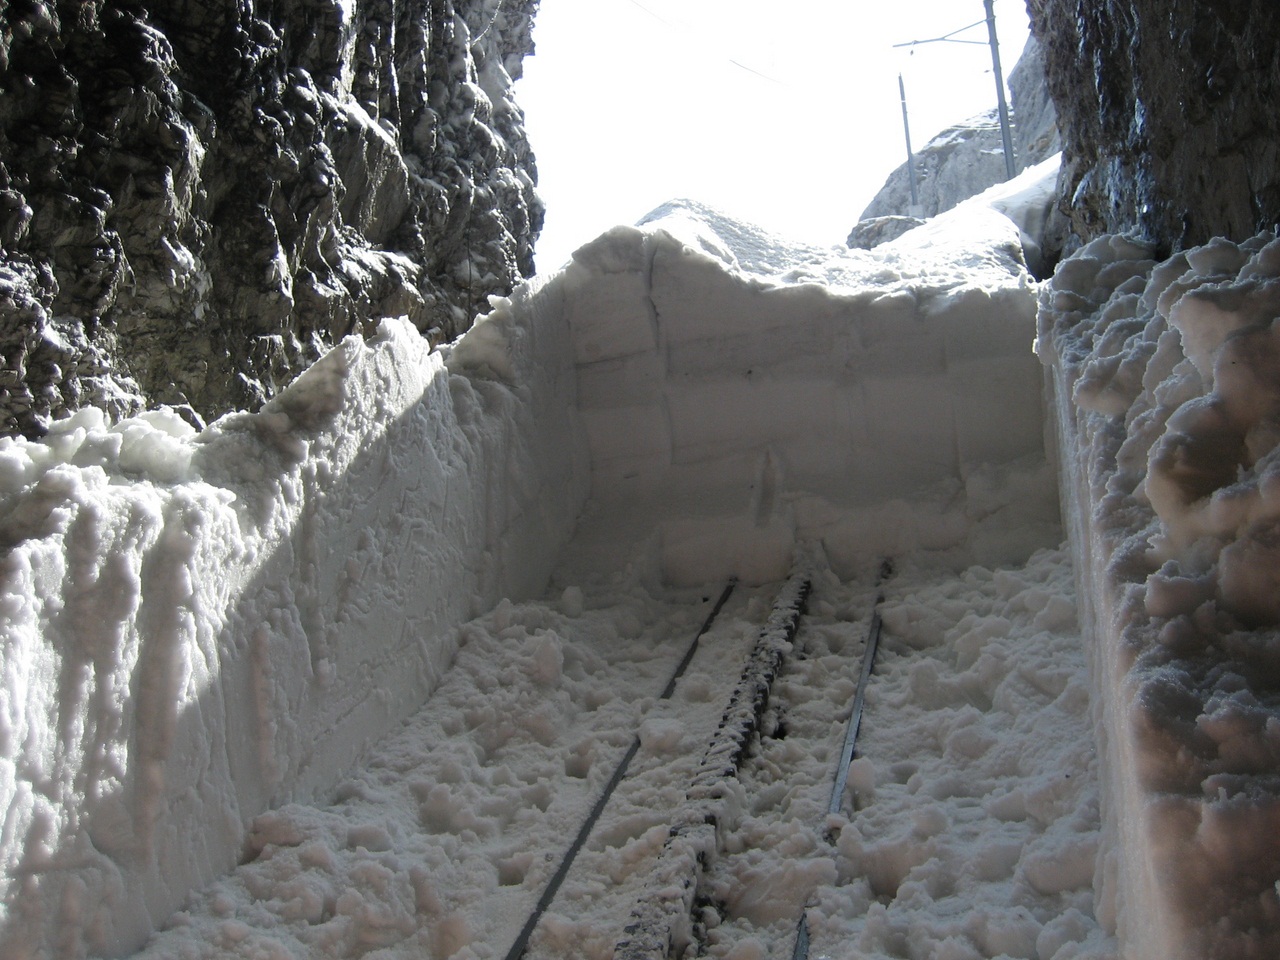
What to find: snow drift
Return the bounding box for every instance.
[0,201,1054,956]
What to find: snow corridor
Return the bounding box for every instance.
[4,192,1280,958]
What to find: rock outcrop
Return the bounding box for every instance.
[1029,0,1280,253]
[0,0,541,439]
[856,111,1011,226]
[853,36,1060,232]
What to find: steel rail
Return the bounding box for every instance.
[501,580,737,960]
[827,607,885,816]
[795,558,893,960]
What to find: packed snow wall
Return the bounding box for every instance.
[554,201,1058,587]
[0,293,587,957]
[0,0,541,439]
[1040,233,1280,959]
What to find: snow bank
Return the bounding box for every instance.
[0,295,587,956]
[1039,233,1280,958]
[560,200,1057,587]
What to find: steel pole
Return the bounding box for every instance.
[898,72,919,209]
[984,0,1017,179]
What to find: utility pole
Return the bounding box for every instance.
[899,73,920,211]
[893,1,1018,181]
[984,0,1017,179]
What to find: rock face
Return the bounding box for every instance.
[854,36,1061,231]
[1029,0,1280,253]
[1008,29,1059,167]
[856,111,1010,226]
[0,0,541,439]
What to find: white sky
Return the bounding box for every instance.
[514,0,1032,271]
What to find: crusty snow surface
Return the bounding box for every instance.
[1041,232,1280,959]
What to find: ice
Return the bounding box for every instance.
[2,200,1072,957]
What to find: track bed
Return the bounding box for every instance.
[135,548,1114,960]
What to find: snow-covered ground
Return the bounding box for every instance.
[5,173,1274,959]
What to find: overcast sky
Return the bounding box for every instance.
[514,0,1032,271]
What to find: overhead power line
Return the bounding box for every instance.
[616,0,788,86]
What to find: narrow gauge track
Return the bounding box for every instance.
[509,561,892,960]
[677,566,890,960]
[127,564,889,960]
[502,580,739,960]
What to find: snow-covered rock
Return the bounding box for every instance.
[854,37,1060,231]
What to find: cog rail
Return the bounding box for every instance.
[614,568,813,960]
[505,557,888,960]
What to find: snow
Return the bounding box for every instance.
[557,199,1055,589]
[807,549,1112,960]
[885,154,1061,278]
[0,310,586,955]
[111,547,1111,960]
[0,197,1129,959]
[1039,232,1280,958]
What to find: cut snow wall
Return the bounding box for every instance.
[558,203,1058,586]
[1039,233,1280,959]
[0,292,588,957]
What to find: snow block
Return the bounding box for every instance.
[581,403,671,474]
[665,380,841,467]
[566,270,657,364]
[860,375,960,486]
[949,356,1045,466]
[576,350,666,410]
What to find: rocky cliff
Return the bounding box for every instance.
[1029,0,1280,253]
[0,0,541,439]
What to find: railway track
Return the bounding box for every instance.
[133,548,1106,960]
[509,558,891,960]
[130,557,893,960]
